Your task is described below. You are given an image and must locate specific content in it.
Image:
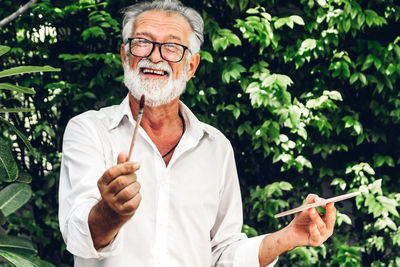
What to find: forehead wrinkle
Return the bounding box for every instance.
[134,32,182,43]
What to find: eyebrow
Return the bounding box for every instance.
[134,32,183,43]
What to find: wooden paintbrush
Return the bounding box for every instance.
[274,191,361,218]
[128,94,145,160]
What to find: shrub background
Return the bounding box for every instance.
[0,0,399,266]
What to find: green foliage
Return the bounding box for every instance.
[0,44,57,265]
[1,0,400,265]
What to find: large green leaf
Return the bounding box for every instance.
[0,140,18,182]
[0,117,36,158]
[0,235,36,256]
[0,183,32,216]
[0,46,10,57]
[0,83,36,94]
[0,108,35,113]
[0,66,60,79]
[0,249,54,267]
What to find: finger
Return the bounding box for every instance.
[101,162,140,185]
[325,202,336,231]
[114,181,141,202]
[314,196,328,209]
[309,207,326,235]
[118,152,129,164]
[120,192,142,215]
[305,194,318,204]
[108,173,137,195]
[309,223,322,245]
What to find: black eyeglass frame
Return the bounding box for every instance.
[127,37,191,63]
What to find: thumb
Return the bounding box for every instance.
[117,152,129,164]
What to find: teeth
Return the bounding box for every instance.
[142,68,166,75]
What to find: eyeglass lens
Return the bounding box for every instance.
[130,38,185,62]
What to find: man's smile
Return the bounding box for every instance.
[140,67,169,77]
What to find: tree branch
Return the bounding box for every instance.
[0,0,37,27]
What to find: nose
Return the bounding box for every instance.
[147,44,163,63]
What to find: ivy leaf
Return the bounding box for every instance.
[377,196,399,217]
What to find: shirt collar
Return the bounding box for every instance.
[108,94,215,141]
[179,101,215,141]
[108,95,132,130]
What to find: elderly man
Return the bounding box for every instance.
[58,0,336,266]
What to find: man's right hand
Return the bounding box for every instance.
[97,152,142,217]
[89,152,141,250]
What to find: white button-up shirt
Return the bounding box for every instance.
[59,95,278,267]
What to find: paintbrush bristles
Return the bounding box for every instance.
[127,95,145,160]
[139,94,145,109]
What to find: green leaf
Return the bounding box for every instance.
[199,50,213,63]
[239,0,248,11]
[343,19,351,32]
[0,235,36,256]
[226,0,235,9]
[377,196,399,217]
[274,18,287,29]
[350,73,358,84]
[290,15,305,25]
[246,8,259,14]
[0,108,35,113]
[0,66,60,79]
[0,117,36,158]
[16,172,32,184]
[81,26,106,41]
[337,212,352,226]
[0,46,11,57]
[262,74,276,87]
[279,181,293,191]
[0,183,32,216]
[374,217,387,231]
[299,39,316,54]
[0,248,54,267]
[361,55,374,71]
[0,140,18,182]
[275,74,293,89]
[0,83,35,94]
[323,90,342,101]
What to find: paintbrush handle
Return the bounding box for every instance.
[127,111,143,160]
[274,191,361,218]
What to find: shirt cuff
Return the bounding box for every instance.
[65,201,123,259]
[233,234,278,267]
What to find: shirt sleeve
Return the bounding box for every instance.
[58,114,122,259]
[211,143,278,267]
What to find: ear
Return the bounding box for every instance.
[186,53,200,81]
[121,43,127,67]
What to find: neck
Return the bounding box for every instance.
[128,93,182,134]
[128,93,185,165]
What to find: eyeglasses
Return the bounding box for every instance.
[127,37,191,63]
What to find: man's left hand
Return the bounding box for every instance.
[285,194,336,249]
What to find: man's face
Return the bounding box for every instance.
[121,10,199,107]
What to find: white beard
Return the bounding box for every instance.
[124,59,188,107]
